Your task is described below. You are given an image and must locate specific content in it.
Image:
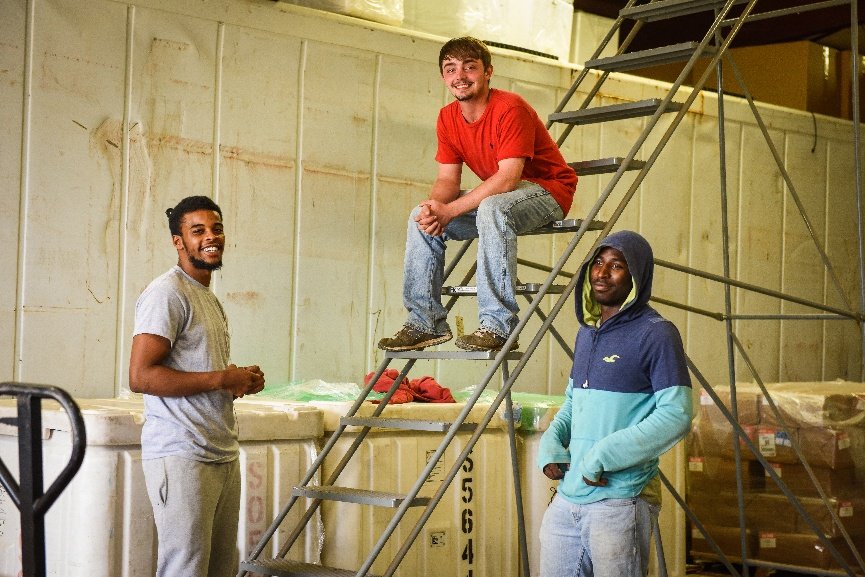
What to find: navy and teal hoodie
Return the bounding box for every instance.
[537,230,693,504]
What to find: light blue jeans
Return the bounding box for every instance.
[539,493,659,577]
[402,182,563,338]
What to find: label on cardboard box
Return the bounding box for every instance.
[689,457,704,472]
[838,432,851,450]
[700,390,713,406]
[759,532,777,548]
[840,502,853,517]
[759,431,777,457]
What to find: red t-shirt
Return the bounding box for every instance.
[435,88,577,214]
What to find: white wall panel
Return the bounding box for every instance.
[779,132,828,381]
[17,0,127,394]
[824,138,864,379]
[0,0,861,401]
[734,124,785,383]
[686,115,742,385]
[217,26,300,383]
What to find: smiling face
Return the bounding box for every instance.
[590,247,633,319]
[173,209,225,285]
[440,56,492,103]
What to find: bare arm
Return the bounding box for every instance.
[129,333,265,398]
[419,157,526,235]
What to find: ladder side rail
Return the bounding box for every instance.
[650,512,668,577]
[655,259,862,320]
[686,356,860,577]
[657,471,744,577]
[722,51,854,312]
[651,294,853,321]
[712,30,745,566]
[502,363,531,577]
[376,108,675,572]
[851,0,864,382]
[272,360,419,560]
[731,334,865,573]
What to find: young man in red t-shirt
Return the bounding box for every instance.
[378,37,578,352]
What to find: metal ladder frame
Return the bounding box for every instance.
[240,1,865,575]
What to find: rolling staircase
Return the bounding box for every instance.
[238,1,780,575]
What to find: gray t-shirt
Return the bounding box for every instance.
[134,265,238,462]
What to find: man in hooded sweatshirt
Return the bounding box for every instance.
[537,230,693,577]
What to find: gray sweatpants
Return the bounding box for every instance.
[143,455,241,577]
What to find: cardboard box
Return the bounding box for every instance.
[687,456,765,493]
[690,525,757,562]
[699,384,762,427]
[760,381,865,428]
[762,462,858,497]
[798,427,856,470]
[757,532,860,570]
[839,50,865,121]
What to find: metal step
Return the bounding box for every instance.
[385,350,523,360]
[341,416,477,432]
[549,99,682,126]
[525,217,607,235]
[443,283,566,296]
[240,559,377,577]
[586,41,711,72]
[291,485,430,507]
[570,157,646,176]
[621,0,748,22]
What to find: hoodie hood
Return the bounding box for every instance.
[577,230,654,327]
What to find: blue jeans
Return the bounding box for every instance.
[539,494,659,577]
[402,182,564,338]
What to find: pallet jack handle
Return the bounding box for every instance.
[0,383,86,577]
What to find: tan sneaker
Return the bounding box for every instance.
[378,325,453,351]
[455,328,518,351]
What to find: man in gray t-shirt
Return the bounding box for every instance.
[129,195,265,577]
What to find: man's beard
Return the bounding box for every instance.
[189,255,222,271]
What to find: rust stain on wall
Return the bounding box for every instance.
[226,291,260,303]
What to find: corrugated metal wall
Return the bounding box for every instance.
[1,0,862,398]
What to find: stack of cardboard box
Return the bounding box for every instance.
[687,382,865,571]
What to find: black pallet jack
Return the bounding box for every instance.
[0,383,85,577]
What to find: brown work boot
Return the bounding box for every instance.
[377,325,453,351]
[455,328,518,351]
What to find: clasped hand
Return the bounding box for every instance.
[224,364,265,398]
[415,200,453,237]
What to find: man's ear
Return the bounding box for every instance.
[485,65,493,78]
[172,234,184,251]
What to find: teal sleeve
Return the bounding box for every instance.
[537,379,574,470]
[576,386,693,481]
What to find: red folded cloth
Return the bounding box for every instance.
[363,371,455,404]
[410,375,455,403]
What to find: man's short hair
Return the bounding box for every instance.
[439,37,492,73]
[165,196,222,236]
